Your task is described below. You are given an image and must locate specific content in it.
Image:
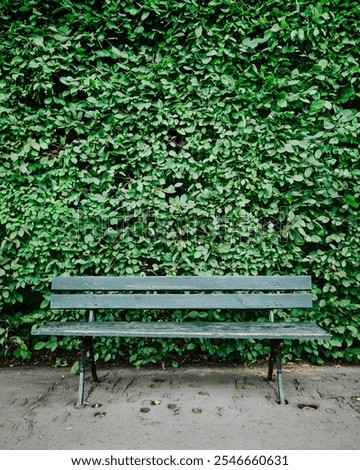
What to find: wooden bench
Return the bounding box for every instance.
[32,275,331,407]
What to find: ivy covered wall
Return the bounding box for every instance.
[0,0,359,365]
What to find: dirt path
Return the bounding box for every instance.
[0,363,359,450]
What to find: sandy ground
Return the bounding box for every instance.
[0,362,359,450]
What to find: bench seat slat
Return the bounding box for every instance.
[33,321,331,339]
[52,275,312,291]
[50,293,312,310]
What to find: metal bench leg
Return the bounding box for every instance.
[276,342,286,405]
[88,338,100,383]
[75,340,86,408]
[267,340,277,381]
[86,310,100,384]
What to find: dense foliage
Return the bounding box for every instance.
[0,0,359,367]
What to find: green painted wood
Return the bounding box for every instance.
[50,293,313,310]
[52,275,312,291]
[32,321,331,340]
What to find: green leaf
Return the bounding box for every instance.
[53,34,69,42]
[311,100,326,111]
[242,37,266,49]
[33,36,44,47]
[71,361,80,375]
[277,99,287,108]
[221,74,235,88]
[293,174,304,182]
[163,185,177,194]
[338,109,357,122]
[40,298,50,309]
[195,26,203,38]
[28,60,39,69]
[344,194,359,208]
[340,86,355,102]
[110,47,129,59]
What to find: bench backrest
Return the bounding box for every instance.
[51,276,312,310]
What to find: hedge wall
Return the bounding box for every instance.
[0,0,359,366]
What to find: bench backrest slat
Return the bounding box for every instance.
[51,293,312,310]
[52,276,312,291]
